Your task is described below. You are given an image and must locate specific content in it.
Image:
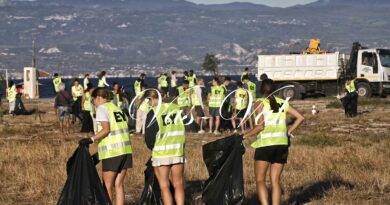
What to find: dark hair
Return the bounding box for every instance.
[73,78,79,83]
[260,79,279,112]
[92,87,112,100]
[260,73,268,81]
[183,71,188,75]
[54,73,58,77]
[101,71,106,76]
[212,77,219,84]
[245,67,249,71]
[113,82,119,86]
[242,75,249,81]
[9,81,15,87]
[224,76,231,81]
[140,73,146,78]
[86,83,94,91]
[171,71,176,74]
[84,73,89,77]
[183,80,189,85]
[237,81,243,87]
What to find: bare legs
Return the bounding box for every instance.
[154,164,185,205]
[103,169,127,205]
[254,161,284,205]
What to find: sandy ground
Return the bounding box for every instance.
[0,97,389,204]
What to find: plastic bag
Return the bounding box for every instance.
[202,135,245,205]
[57,145,108,205]
[138,159,164,205]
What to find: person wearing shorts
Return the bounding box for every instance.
[144,89,186,205]
[243,79,304,205]
[54,83,72,134]
[79,88,133,205]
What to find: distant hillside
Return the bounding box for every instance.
[1,0,390,76]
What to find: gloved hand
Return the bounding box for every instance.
[79,138,93,146]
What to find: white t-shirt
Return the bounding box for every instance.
[96,105,110,128]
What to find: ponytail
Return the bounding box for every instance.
[269,95,279,113]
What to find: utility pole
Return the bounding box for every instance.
[32,40,36,68]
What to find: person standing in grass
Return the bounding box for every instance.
[208,77,224,135]
[83,73,90,90]
[81,83,95,133]
[80,88,132,205]
[144,89,186,205]
[244,79,304,205]
[232,82,250,134]
[54,83,72,134]
[71,79,84,122]
[52,73,62,95]
[6,81,16,115]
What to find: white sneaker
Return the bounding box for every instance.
[214,130,221,135]
[209,130,213,134]
[198,130,205,134]
[233,129,238,133]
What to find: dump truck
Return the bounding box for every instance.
[257,42,390,99]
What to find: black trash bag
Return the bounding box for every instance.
[202,135,245,205]
[138,159,175,205]
[57,144,108,205]
[14,93,35,115]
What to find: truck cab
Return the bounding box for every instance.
[355,48,390,97]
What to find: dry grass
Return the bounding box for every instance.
[0,98,389,204]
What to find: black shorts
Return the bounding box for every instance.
[209,107,220,117]
[102,154,133,173]
[194,106,205,117]
[254,145,289,164]
[236,108,247,118]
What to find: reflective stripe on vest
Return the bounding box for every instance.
[152,103,185,158]
[235,88,248,110]
[209,86,224,108]
[177,86,190,107]
[251,97,289,148]
[53,77,61,92]
[97,102,132,160]
[159,76,168,87]
[345,80,356,93]
[246,81,256,99]
[84,92,92,111]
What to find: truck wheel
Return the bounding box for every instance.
[357,82,372,98]
[281,85,301,100]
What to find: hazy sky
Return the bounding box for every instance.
[188,0,317,7]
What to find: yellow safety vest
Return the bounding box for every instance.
[84,92,92,111]
[246,81,256,99]
[112,91,122,108]
[345,80,356,93]
[191,86,202,106]
[7,85,16,101]
[209,85,224,108]
[53,77,62,92]
[72,85,84,100]
[170,76,177,87]
[251,97,289,148]
[187,76,196,87]
[98,79,105,88]
[177,86,191,107]
[152,103,185,158]
[241,72,248,81]
[134,80,142,96]
[235,88,248,110]
[97,102,132,160]
[159,75,168,88]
